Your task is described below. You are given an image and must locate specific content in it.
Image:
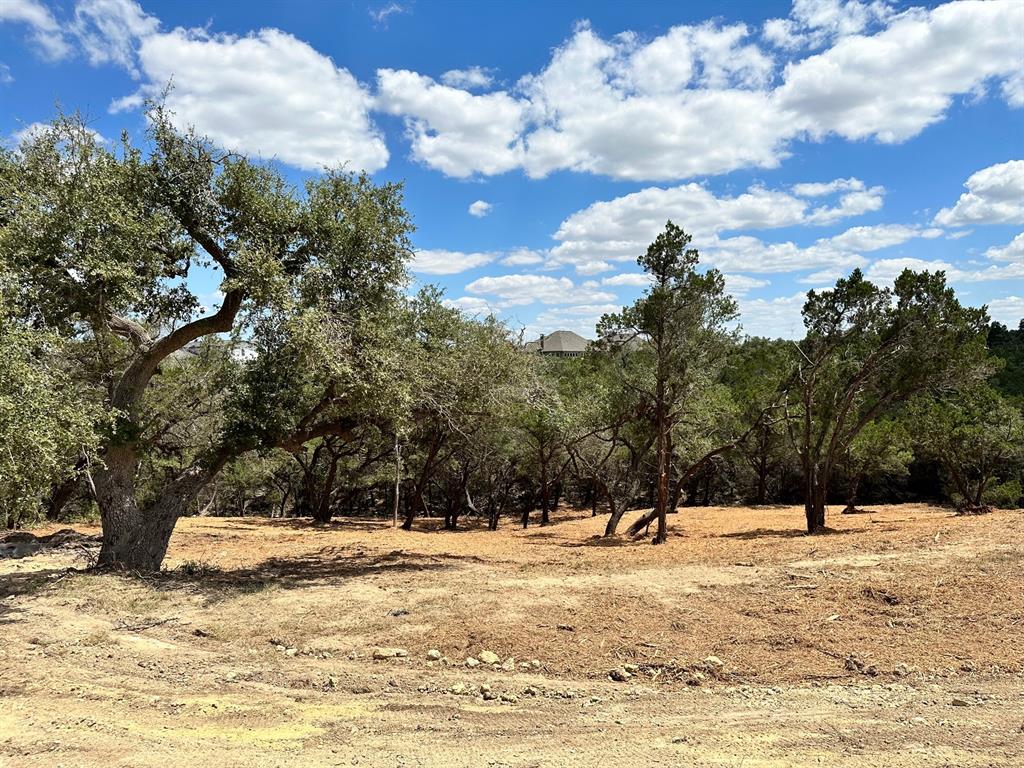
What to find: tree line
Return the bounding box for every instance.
[2,110,1022,571]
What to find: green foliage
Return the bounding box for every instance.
[910,386,1024,509]
[792,267,992,530]
[0,291,105,527]
[987,320,1024,401]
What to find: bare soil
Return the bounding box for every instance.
[2,503,1022,767]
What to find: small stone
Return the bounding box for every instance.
[500,659,515,672]
[519,662,531,671]
[623,663,640,673]
[500,693,518,703]
[482,690,498,701]
[450,683,467,695]
[951,697,970,707]
[465,657,480,668]
[530,659,541,670]
[478,650,500,665]
[609,667,632,682]
[224,672,237,681]
[372,647,408,659]
[703,655,724,670]
[426,649,442,661]
[687,671,707,686]
[285,648,298,657]
[326,676,338,688]
[480,683,491,693]
[523,686,539,696]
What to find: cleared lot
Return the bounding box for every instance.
[1,504,1022,767]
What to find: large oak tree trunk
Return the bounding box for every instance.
[93,446,209,570]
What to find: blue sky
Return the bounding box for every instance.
[1,0,1022,339]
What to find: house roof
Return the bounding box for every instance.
[523,329,591,353]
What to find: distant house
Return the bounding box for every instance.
[523,329,590,357]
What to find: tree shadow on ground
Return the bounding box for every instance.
[718,527,867,540]
[147,547,481,602]
[558,535,634,548]
[0,567,79,626]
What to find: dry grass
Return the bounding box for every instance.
[2,503,1022,767]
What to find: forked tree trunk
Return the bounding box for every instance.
[93,446,210,570]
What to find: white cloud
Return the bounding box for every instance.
[112,27,389,173]
[528,303,620,338]
[442,296,502,315]
[0,63,12,84]
[575,260,613,276]
[375,2,1023,181]
[465,274,615,306]
[549,178,883,268]
[0,0,70,59]
[412,249,494,275]
[724,274,770,296]
[500,248,545,267]
[441,66,494,90]
[709,222,943,277]
[865,256,1024,284]
[738,292,808,339]
[601,272,652,288]
[985,233,1024,264]
[934,161,1024,227]
[9,120,105,146]
[375,68,526,177]
[986,296,1024,326]
[763,0,894,51]
[368,3,407,25]
[791,177,864,197]
[72,0,158,75]
[775,1,1024,144]
[468,199,492,218]
[826,223,942,251]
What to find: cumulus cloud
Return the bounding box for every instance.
[72,0,158,75]
[775,1,1024,144]
[0,0,71,59]
[601,272,652,288]
[375,68,526,177]
[500,248,546,267]
[865,256,1024,284]
[0,64,13,84]
[738,292,808,339]
[111,27,389,173]
[934,161,1024,226]
[985,233,1024,263]
[412,249,495,275]
[763,0,894,51]
[465,274,615,306]
[724,274,771,296]
[986,296,1024,326]
[548,178,883,268]
[374,2,1023,180]
[468,200,492,218]
[708,222,944,276]
[441,66,494,90]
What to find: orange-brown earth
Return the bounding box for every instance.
[1,503,1022,767]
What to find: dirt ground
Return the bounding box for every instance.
[1,503,1022,767]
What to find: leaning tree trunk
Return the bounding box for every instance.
[93,445,212,570]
